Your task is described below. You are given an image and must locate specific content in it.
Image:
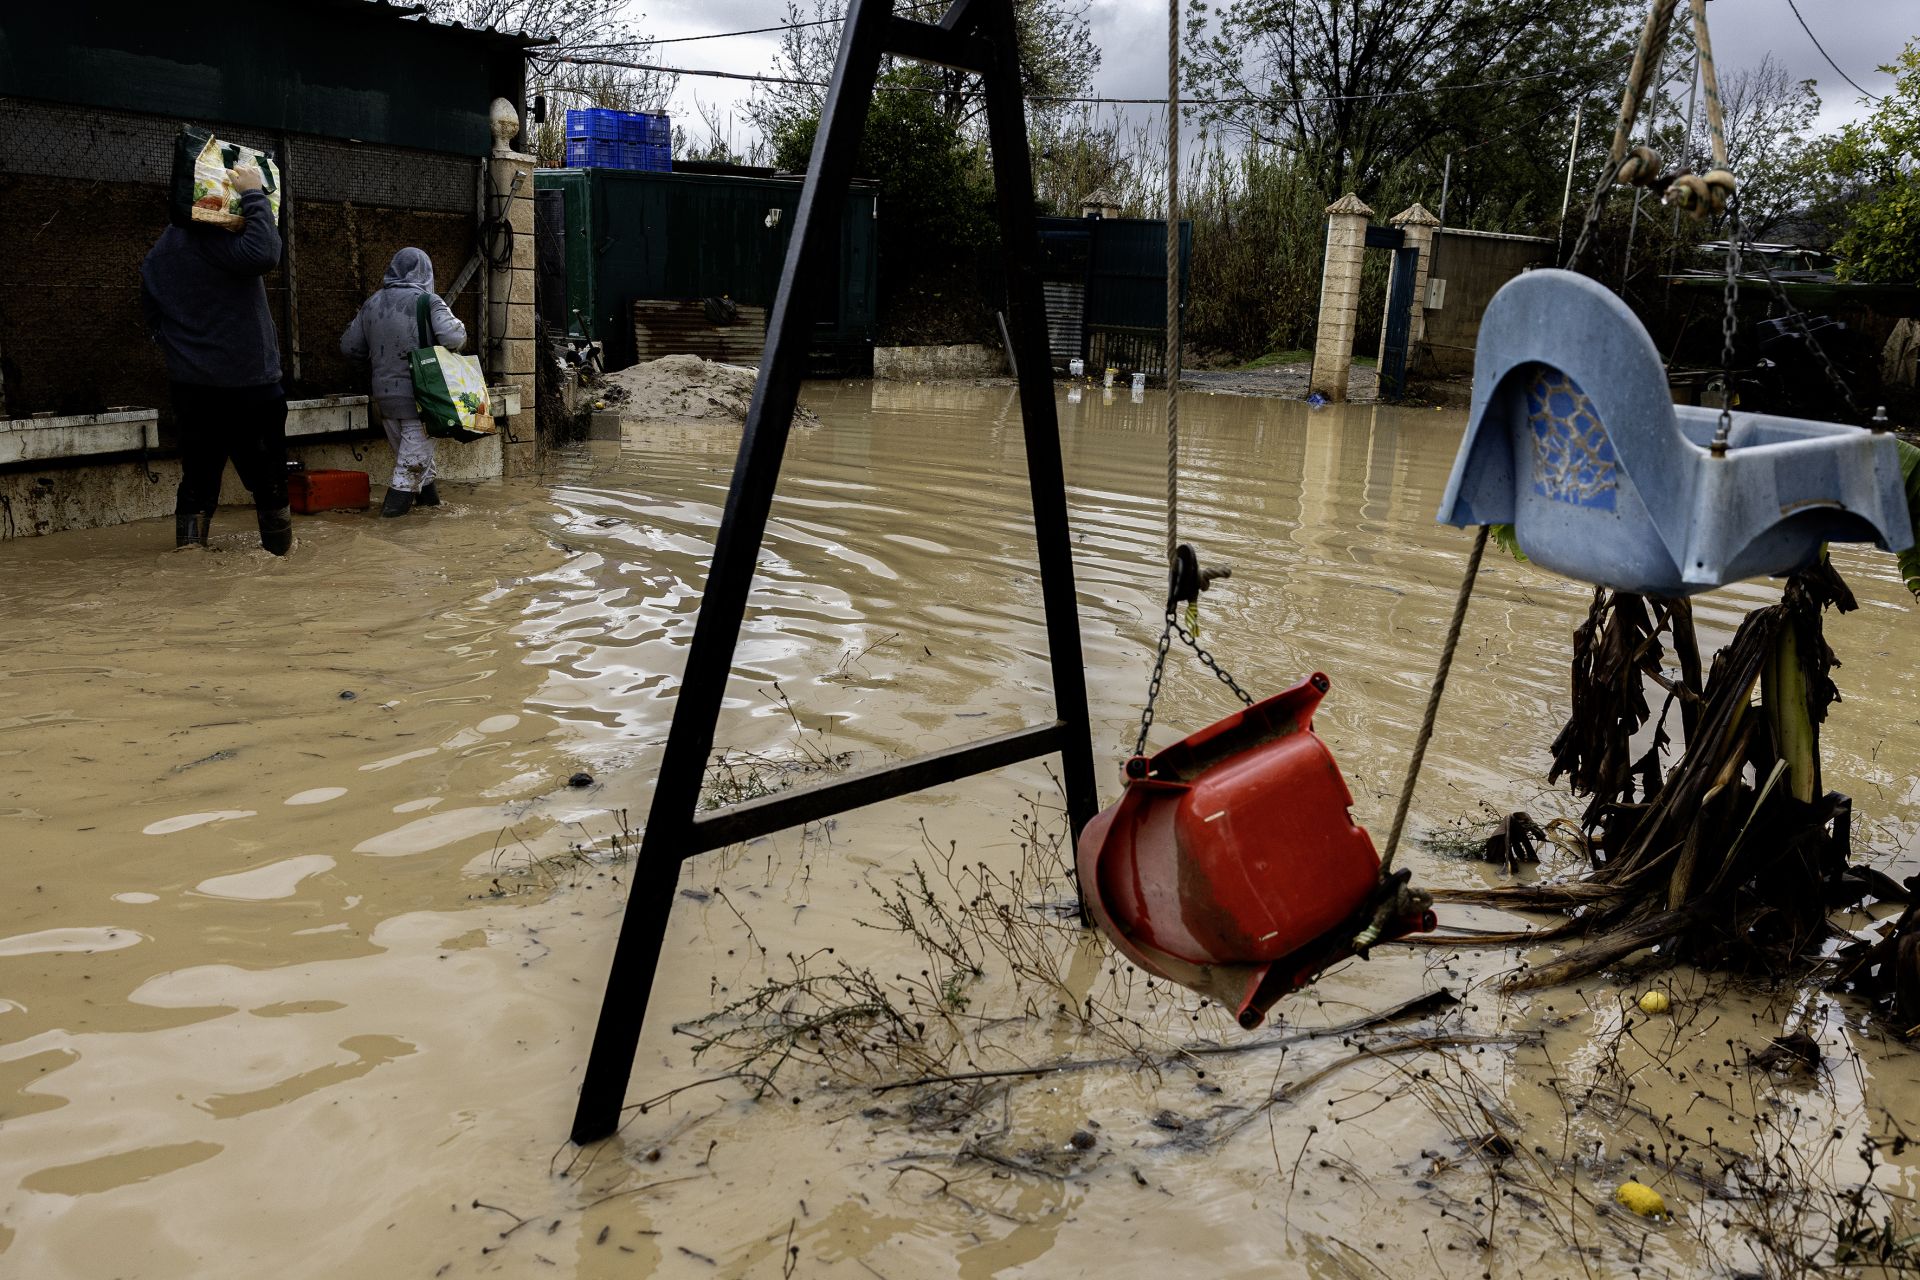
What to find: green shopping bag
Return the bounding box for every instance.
[409,294,494,442]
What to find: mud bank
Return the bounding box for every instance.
[601,354,821,426]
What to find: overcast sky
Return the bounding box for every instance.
[624,0,1914,154]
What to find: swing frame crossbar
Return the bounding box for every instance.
[568,0,1101,1146]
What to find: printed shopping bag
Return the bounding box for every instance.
[169,127,282,230]
[409,294,494,442]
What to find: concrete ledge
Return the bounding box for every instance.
[2,426,507,540]
[286,395,371,438]
[1,410,159,465]
[489,385,524,417]
[873,344,1007,381]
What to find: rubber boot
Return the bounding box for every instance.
[381,487,416,519]
[256,505,294,557]
[414,481,440,507]
[174,510,213,548]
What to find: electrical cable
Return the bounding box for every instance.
[1782,0,1882,102]
[560,1,946,49]
[544,53,1584,109]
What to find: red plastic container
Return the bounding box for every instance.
[1077,673,1431,1027]
[287,469,370,514]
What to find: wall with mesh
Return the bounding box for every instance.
[0,98,480,421]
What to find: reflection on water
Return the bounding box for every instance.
[0,381,1915,1276]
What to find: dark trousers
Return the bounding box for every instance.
[170,381,289,514]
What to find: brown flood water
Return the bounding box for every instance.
[2,382,1917,1278]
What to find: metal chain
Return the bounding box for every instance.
[1710,206,1740,454]
[1132,616,1176,758]
[1172,611,1256,708]
[1131,606,1256,760]
[1734,211,1871,423]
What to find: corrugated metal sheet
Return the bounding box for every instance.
[1035,216,1190,373]
[534,168,877,372]
[1043,282,1085,366]
[633,300,768,364]
[0,1,529,157]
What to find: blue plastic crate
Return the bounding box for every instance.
[564,137,622,168]
[566,108,622,140]
[616,111,671,145]
[613,141,670,172]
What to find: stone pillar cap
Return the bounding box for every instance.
[1325,192,1374,217]
[1390,202,1441,228]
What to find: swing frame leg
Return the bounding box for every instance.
[568,0,1100,1147]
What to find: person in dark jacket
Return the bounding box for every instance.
[341,248,467,517]
[140,164,292,554]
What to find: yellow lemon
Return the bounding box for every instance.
[1615,1181,1667,1217]
[1638,990,1671,1015]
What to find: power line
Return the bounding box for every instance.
[546,53,1582,108]
[562,2,947,50]
[1783,0,1882,102]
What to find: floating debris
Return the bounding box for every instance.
[1615,1181,1667,1218]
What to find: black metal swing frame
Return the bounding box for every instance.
[569,0,1101,1145]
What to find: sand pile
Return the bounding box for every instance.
[600,354,818,425]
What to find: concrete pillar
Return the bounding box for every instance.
[1378,202,1441,367]
[1310,193,1373,402]
[487,114,538,479]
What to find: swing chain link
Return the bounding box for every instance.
[1131,606,1255,761]
[1174,610,1256,709]
[1733,208,1872,425]
[1711,196,1740,456]
[1132,614,1176,760]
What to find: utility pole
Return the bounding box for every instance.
[1557,101,1584,257]
[1438,153,1451,226]
[1621,49,1664,291]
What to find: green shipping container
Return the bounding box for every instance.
[534,167,878,372]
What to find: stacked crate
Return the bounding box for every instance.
[564,109,671,172]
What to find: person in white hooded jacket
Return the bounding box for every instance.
[341,247,468,517]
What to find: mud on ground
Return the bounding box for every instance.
[600,354,821,426]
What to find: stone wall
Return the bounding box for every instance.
[486,148,538,477]
[1310,194,1372,401]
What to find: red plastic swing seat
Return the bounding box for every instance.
[1076,672,1433,1028]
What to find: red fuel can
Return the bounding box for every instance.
[1077,672,1432,1028]
[288,469,371,514]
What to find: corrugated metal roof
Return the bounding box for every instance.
[320,0,555,48]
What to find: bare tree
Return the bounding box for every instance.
[1186,0,1633,205]
[745,0,1099,141]
[1710,53,1822,239]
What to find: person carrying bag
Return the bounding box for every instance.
[341,247,480,518]
[409,293,494,446]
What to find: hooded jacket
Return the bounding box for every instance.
[140,189,283,388]
[341,248,469,421]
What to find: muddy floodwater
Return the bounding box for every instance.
[3,383,1918,1278]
